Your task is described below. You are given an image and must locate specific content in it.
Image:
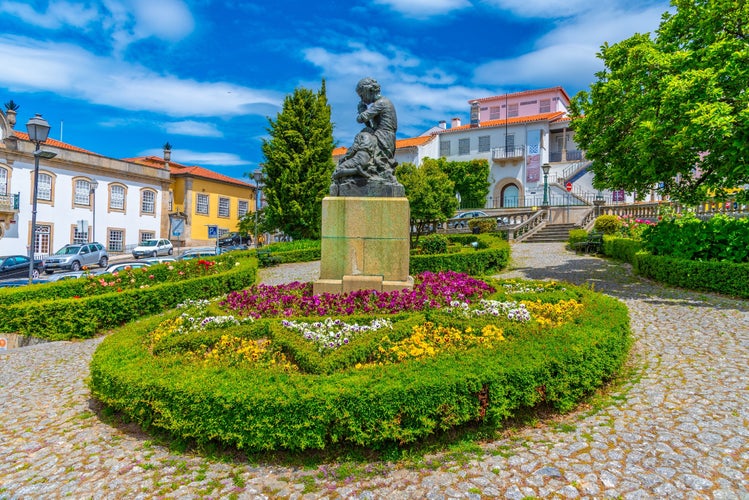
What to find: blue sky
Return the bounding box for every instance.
[1,0,670,181]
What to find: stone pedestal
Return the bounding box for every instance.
[313,197,413,295]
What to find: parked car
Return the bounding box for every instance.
[132,238,174,259]
[144,256,177,265]
[98,261,151,274]
[179,247,220,260]
[449,211,505,229]
[218,232,251,250]
[43,243,108,274]
[0,255,45,279]
[0,278,48,287]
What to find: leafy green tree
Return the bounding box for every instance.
[259,81,335,239]
[396,160,457,246]
[437,157,491,208]
[570,0,749,204]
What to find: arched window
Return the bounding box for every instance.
[501,185,520,208]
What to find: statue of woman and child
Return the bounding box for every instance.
[330,77,405,197]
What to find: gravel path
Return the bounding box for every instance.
[1,243,747,499]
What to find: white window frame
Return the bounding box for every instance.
[218,197,230,218]
[110,185,125,211]
[238,200,249,218]
[196,193,209,215]
[141,190,156,214]
[74,179,91,206]
[37,173,52,201]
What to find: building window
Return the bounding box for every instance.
[73,225,89,244]
[539,99,551,113]
[218,197,230,217]
[33,224,51,255]
[439,140,451,157]
[508,103,519,118]
[505,134,515,150]
[478,136,491,153]
[74,179,91,206]
[196,193,209,215]
[110,185,125,211]
[140,231,155,242]
[141,189,156,214]
[458,138,470,155]
[238,200,248,218]
[37,173,52,201]
[108,229,124,252]
[489,106,501,120]
[0,167,7,195]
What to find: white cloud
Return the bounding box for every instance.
[165,149,250,167]
[163,120,223,137]
[373,0,472,18]
[0,1,98,29]
[473,3,669,92]
[0,35,282,117]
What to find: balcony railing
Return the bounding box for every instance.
[549,150,585,162]
[491,146,525,161]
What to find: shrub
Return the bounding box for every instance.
[593,215,623,235]
[419,234,449,254]
[468,218,496,233]
[568,229,588,248]
[601,236,643,264]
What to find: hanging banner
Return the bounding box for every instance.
[526,150,540,183]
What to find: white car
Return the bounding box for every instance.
[132,239,174,259]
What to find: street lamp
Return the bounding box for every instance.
[90,179,99,242]
[26,114,56,283]
[541,163,551,208]
[252,170,264,248]
[594,190,605,217]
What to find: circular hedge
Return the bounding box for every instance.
[89,278,630,452]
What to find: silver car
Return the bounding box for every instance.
[44,242,109,274]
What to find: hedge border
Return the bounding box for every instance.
[89,284,630,452]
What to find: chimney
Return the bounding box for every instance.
[438,120,447,130]
[451,117,461,128]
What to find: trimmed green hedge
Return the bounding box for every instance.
[89,284,630,452]
[410,235,510,274]
[1,259,257,340]
[633,252,749,299]
[599,236,749,298]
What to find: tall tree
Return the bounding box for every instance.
[396,160,457,246]
[570,0,749,204]
[259,81,335,239]
[438,158,491,209]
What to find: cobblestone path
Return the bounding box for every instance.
[1,243,747,499]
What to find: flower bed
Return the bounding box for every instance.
[90,275,631,452]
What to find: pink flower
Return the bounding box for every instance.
[148,275,154,279]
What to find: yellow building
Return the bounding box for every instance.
[126,155,255,248]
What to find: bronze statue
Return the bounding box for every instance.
[330,77,405,197]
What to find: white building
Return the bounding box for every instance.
[1,109,169,258]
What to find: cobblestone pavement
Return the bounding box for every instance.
[1,243,747,499]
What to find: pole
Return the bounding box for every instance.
[254,180,259,248]
[28,144,41,283]
[92,188,96,242]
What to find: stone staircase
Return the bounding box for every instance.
[523,222,577,243]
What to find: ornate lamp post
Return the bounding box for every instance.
[89,179,98,242]
[594,190,605,217]
[541,162,551,209]
[26,114,56,283]
[252,170,264,248]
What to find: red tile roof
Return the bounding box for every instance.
[437,111,566,134]
[13,131,99,155]
[124,156,252,187]
[470,86,571,105]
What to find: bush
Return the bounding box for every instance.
[641,213,749,263]
[593,215,623,235]
[568,229,588,248]
[419,234,449,255]
[468,218,496,233]
[89,280,631,452]
[410,236,510,275]
[633,252,749,298]
[601,236,643,264]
